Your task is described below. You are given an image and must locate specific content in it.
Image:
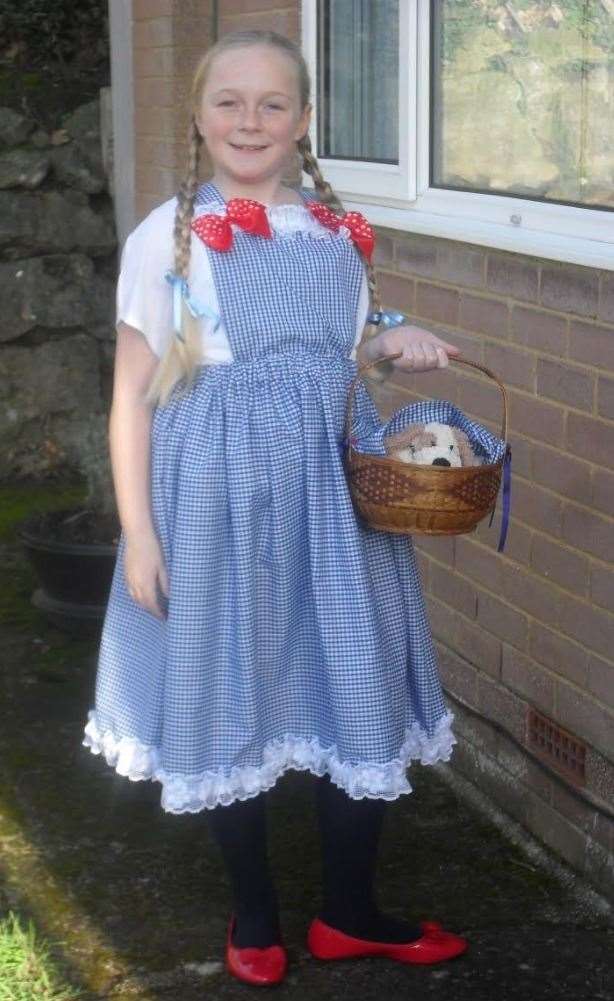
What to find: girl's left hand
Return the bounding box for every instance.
[367,324,461,371]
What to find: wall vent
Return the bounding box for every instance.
[527,708,586,785]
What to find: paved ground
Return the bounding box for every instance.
[1,499,612,1000]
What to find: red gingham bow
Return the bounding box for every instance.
[192,198,273,251]
[306,202,375,262]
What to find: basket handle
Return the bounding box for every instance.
[344,353,508,451]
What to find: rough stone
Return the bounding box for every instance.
[0,190,116,258]
[0,254,113,343]
[0,149,50,190]
[50,143,106,194]
[0,333,103,477]
[0,107,35,147]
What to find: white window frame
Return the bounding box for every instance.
[302,0,614,271]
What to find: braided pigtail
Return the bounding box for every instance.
[144,117,204,408]
[297,133,382,366]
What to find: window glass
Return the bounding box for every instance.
[317,0,399,163]
[431,1,614,210]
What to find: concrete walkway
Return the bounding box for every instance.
[1,521,612,1000]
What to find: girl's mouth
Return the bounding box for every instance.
[230,143,269,152]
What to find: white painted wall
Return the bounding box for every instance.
[108,0,135,246]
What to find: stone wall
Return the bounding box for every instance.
[0,98,116,482]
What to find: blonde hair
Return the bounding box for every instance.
[144,30,382,408]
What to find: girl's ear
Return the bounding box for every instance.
[295,103,312,142]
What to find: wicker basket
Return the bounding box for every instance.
[344,353,508,536]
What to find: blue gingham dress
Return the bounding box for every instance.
[83,181,456,814]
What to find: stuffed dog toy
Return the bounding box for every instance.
[383,421,480,467]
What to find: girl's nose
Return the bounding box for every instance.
[239,106,261,130]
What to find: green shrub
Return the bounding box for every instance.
[0,0,108,70]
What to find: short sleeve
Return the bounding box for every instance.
[349,266,369,361]
[116,199,176,359]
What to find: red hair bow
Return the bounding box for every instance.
[306,202,375,262]
[192,198,272,251]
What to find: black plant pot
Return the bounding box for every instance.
[18,508,119,637]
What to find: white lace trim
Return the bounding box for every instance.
[82,710,457,814]
[193,200,348,242]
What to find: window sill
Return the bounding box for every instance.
[342,198,614,272]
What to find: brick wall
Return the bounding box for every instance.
[371,233,614,897]
[130,0,614,899]
[133,0,215,219]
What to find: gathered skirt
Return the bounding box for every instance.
[83,349,456,813]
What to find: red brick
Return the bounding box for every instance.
[502,565,560,627]
[136,137,182,170]
[592,467,614,517]
[536,358,594,413]
[556,679,614,759]
[569,319,614,369]
[557,592,614,660]
[458,293,509,339]
[395,234,439,278]
[483,342,535,392]
[219,9,299,39]
[597,376,614,421]
[430,564,477,619]
[415,282,459,325]
[136,105,180,138]
[531,535,589,596]
[529,621,588,687]
[486,253,539,303]
[508,391,565,447]
[477,673,525,743]
[540,263,600,318]
[510,305,567,355]
[501,645,554,715]
[476,589,528,651]
[590,564,614,614]
[526,796,589,873]
[455,369,504,426]
[133,46,176,78]
[551,781,613,851]
[502,433,531,478]
[135,76,175,108]
[388,365,460,408]
[436,644,479,705]
[134,0,173,18]
[222,0,290,11]
[456,536,504,591]
[135,165,178,198]
[378,272,415,314]
[598,271,614,324]
[567,412,614,472]
[587,653,614,710]
[436,243,486,288]
[415,534,456,567]
[473,514,532,566]
[531,444,592,506]
[373,233,394,268]
[133,16,174,48]
[562,503,614,563]
[513,478,562,536]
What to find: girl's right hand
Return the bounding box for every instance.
[123,531,170,621]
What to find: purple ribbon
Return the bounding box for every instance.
[489,445,512,552]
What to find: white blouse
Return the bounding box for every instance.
[116,196,370,364]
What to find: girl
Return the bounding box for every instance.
[83,30,468,986]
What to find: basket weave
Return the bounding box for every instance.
[344,353,508,536]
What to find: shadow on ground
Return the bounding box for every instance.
[0,482,612,1000]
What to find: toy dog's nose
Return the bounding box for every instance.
[432,457,451,467]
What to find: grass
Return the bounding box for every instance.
[0,911,82,1001]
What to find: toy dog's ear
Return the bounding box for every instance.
[452,428,479,466]
[384,424,434,454]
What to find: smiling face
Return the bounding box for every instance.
[196,44,311,191]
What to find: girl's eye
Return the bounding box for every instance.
[218,100,236,107]
[264,103,284,111]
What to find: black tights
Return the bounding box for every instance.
[206,774,422,948]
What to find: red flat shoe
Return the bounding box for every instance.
[307,916,468,965]
[225,914,288,986]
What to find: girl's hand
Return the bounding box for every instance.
[123,530,170,621]
[368,324,461,371]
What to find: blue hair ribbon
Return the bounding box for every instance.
[367,310,406,330]
[165,271,221,343]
